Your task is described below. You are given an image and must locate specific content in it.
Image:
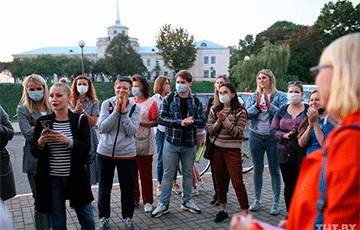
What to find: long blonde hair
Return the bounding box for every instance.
[255,69,277,95]
[20,74,51,114]
[320,33,360,119]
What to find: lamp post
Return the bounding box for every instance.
[78,40,85,75]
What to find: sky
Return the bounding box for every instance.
[0,0,359,62]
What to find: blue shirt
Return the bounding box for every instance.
[306,117,335,155]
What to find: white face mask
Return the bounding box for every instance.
[131,87,142,97]
[219,94,231,104]
[287,92,302,104]
[77,85,88,95]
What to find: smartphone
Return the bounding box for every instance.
[41,120,53,130]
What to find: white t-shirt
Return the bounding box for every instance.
[152,93,165,133]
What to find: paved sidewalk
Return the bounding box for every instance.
[5,170,286,229]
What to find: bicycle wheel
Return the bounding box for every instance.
[241,137,253,174]
[196,156,211,177]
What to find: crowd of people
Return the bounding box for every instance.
[0,33,359,230]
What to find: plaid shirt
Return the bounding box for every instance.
[158,92,206,147]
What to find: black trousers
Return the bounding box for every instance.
[97,155,137,219]
[280,162,300,211]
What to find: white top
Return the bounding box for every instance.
[152,93,165,133]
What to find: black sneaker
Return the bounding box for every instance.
[99,217,110,230]
[214,210,229,223]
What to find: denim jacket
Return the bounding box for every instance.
[246,91,287,134]
[158,92,206,147]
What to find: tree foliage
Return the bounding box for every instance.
[104,33,146,80]
[7,55,94,81]
[315,0,360,45]
[156,24,197,72]
[286,27,324,83]
[254,21,307,52]
[230,34,255,68]
[231,42,291,92]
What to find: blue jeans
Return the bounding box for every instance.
[160,140,195,205]
[249,131,281,205]
[156,130,177,184]
[50,176,95,230]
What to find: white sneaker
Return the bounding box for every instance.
[144,203,153,213]
[151,202,169,218]
[181,199,201,214]
[249,200,262,211]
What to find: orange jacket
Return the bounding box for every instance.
[287,111,360,229]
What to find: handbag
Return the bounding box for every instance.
[281,134,307,165]
[204,125,222,160]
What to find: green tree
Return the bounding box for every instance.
[286,27,324,83]
[231,42,291,91]
[156,24,197,72]
[104,33,146,80]
[230,34,255,68]
[315,0,360,45]
[254,21,307,52]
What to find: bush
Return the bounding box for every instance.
[0,81,215,120]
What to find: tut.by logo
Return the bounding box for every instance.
[315,224,357,230]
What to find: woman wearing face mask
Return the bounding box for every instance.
[205,75,231,205]
[70,75,99,184]
[246,69,287,215]
[298,90,335,155]
[151,76,181,197]
[131,74,158,213]
[31,83,95,229]
[17,74,52,229]
[206,83,249,222]
[270,81,309,211]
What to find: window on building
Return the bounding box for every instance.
[156,60,160,66]
[147,59,151,66]
[203,70,209,78]
[204,56,209,64]
[211,56,216,64]
[164,71,168,76]
[211,69,216,78]
[114,30,117,34]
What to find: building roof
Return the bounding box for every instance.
[195,40,227,49]
[137,46,159,54]
[14,40,227,57]
[14,47,97,56]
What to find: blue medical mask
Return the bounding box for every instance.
[28,90,44,102]
[131,87,142,97]
[176,83,188,93]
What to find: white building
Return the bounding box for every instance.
[13,1,230,81]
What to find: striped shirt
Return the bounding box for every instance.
[206,106,247,149]
[48,121,73,176]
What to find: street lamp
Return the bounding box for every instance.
[78,40,85,75]
[244,55,250,61]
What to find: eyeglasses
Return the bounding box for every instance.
[309,64,332,77]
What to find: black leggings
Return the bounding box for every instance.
[97,155,137,219]
[280,163,300,211]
